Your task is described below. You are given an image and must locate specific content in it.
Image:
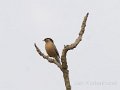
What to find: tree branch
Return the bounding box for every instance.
[34,43,62,70]
[61,13,89,90]
[34,13,89,90]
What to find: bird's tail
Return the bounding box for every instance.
[55,56,61,64]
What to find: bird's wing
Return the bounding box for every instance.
[53,44,60,58]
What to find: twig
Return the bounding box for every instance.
[61,13,89,90]
[34,43,62,70]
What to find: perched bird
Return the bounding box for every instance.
[43,38,60,63]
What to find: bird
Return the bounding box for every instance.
[43,38,60,63]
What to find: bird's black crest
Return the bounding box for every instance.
[44,38,54,42]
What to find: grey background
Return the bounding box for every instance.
[0,0,120,90]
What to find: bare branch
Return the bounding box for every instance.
[65,13,89,50]
[61,13,89,90]
[34,13,89,90]
[34,43,62,70]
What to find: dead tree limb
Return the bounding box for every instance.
[61,13,89,90]
[34,43,62,69]
[34,13,89,90]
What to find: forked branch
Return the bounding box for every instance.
[34,13,89,90]
[61,13,89,90]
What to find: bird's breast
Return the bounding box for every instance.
[45,43,57,57]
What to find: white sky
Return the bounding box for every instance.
[0,0,120,90]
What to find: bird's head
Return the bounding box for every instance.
[43,38,54,43]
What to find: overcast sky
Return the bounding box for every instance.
[0,0,120,90]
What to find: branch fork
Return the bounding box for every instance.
[34,13,89,90]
